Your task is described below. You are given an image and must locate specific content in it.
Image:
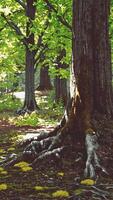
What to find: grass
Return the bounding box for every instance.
[0,91,64,127]
[0,93,22,112]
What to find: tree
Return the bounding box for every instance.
[54,49,69,105]
[23,0,38,111]
[1,0,51,113]
[0,0,71,113]
[1,0,112,179]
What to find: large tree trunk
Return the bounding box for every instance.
[23,0,38,112]
[73,0,113,121]
[37,65,52,91]
[70,0,113,177]
[3,0,113,181]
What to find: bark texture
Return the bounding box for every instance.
[23,0,38,112]
[37,65,52,91]
[73,0,113,122]
[54,49,68,105]
[71,0,113,177]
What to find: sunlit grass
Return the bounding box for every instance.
[0,91,64,127]
[0,93,22,112]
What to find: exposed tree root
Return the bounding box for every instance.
[0,124,107,180]
[0,130,66,168]
[0,99,108,180]
[16,105,40,115]
[84,132,108,178]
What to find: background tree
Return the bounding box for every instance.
[0,0,72,113]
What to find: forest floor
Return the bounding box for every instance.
[0,93,113,200]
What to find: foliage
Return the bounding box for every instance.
[80,179,95,186]
[34,186,49,191]
[12,112,39,127]
[9,91,64,127]
[52,190,69,198]
[0,94,22,112]
[0,167,8,175]
[14,161,33,172]
[0,0,72,97]
[57,172,64,177]
[0,184,8,191]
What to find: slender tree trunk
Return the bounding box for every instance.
[23,0,38,112]
[54,76,67,106]
[37,65,52,91]
[54,49,68,105]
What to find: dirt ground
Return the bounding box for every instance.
[0,118,113,200]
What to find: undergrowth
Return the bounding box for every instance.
[0,93,22,112]
[0,91,64,127]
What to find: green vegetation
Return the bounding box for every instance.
[0,94,22,112]
[0,90,64,127]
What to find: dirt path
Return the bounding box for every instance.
[0,119,113,199]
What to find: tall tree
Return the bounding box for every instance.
[2,0,112,179]
[1,0,50,113]
[23,0,38,111]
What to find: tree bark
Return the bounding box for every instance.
[23,0,38,112]
[73,0,113,122]
[70,0,113,177]
[54,76,67,106]
[37,65,52,91]
[54,49,68,106]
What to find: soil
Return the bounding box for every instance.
[0,118,113,200]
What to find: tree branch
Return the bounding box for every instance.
[15,0,26,10]
[44,0,72,31]
[1,13,28,47]
[34,44,48,72]
[34,15,50,54]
